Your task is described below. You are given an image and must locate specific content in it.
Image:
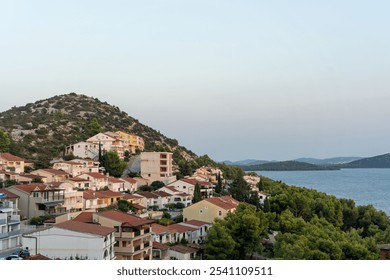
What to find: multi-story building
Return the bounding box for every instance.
[64,141,100,160]
[75,172,109,190]
[0,153,25,174]
[93,210,153,260]
[0,189,21,255]
[7,183,65,219]
[167,178,214,197]
[22,220,116,260]
[140,152,176,185]
[115,131,145,153]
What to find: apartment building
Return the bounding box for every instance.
[0,189,21,254]
[140,152,176,185]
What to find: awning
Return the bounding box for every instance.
[38,200,64,207]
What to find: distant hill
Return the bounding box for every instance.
[241,160,339,171]
[341,153,390,168]
[294,157,364,165]
[223,159,270,166]
[0,93,196,166]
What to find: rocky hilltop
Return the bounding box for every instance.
[0,93,196,165]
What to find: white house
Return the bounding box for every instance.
[22,220,116,260]
[65,141,100,160]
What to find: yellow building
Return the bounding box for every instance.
[115,131,145,154]
[183,196,239,223]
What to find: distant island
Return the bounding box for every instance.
[227,153,390,171]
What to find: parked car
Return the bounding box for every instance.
[0,255,23,260]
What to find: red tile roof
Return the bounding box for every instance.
[73,212,95,223]
[151,223,169,234]
[121,177,137,184]
[0,188,19,199]
[180,178,213,187]
[182,220,212,227]
[167,224,197,233]
[108,177,124,184]
[0,153,25,162]
[153,191,172,198]
[98,210,153,227]
[137,191,159,199]
[123,193,143,200]
[14,183,52,193]
[81,172,107,179]
[161,186,180,193]
[205,196,239,210]
[36,169,70,176]
[83,191,97,200]
[170,245,197,254]
[26,254,52,260]
[55,220,114,236]
[153,242,169,251]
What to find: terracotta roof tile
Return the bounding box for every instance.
[181,178,213,187]
[0,188,19,199]
[151,223,169,234]
[137,191,159,199]
[14,183,52,193]
[98,210,153,227]
[153,191,172,198]
[0,153,25,162]
[152,242,169,251]
[182,220,212,227]
[55,220,114,236]
[205,196,239,210]
[73,212,95,223]
[36,169,70,176]
[167,224,197,233]
[170,245,197,254]
[121,177,137,184]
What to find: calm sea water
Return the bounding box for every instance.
[256,168,390,215]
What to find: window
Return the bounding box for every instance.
[218,210,222,216]
[199,209,203,214]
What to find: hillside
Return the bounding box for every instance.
[0,93,196,166]
[341,153,390,168]
[294,157,363,165]
[240,160,340,171]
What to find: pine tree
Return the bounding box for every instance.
[192,183,202,203]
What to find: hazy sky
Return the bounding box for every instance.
[1,1,389,161]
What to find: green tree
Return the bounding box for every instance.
[192,183,202,203]
[215,172,223,194]
[228,172,251,202]
[101,151,127,177]
[88,117,103,136]
[151,181,165,190]
[0,129,11,152]
[224,204,268,259]
[204,220,236,260]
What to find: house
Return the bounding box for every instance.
[133,177,150,187]
[167,178,214,197]
[86,132,125,159]
[158,186,192,207]
[140,152,176,185]
[191,166,224,184]
[76,172,109,190]
[0,153,25,174]
[83,190,123,209]
[22,220,116,260]
[7,183,65,219]
[152,241,170,260]
[17,173,45,184]
[167,223,199,244]
[136,191,161,209]
[169,245,198,260]
[180,220,212,244]
[70,159,100,173]
[107,177,125,192]
[68,177,92,190]
[31,169,70,183]
[183,196,239,223]
[83,191,102,211]
[121,177,138,193]
[151,223,175,244]
[65,141,100,160]
[0,170,20,184]
[93,210,154,260]
[0,189,21,255]
[51,182,83,212]
[52,161,85,177]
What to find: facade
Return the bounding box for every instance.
[76,172,109,190]
[115,131,145,153]
[0,189,21,254]
[140,152,176,185]
[93,210,154,260]
[70,159,100,173]
[65,141,100,160]
[22,220,115,260]
[31,169,70,183]
[55,182,84,212]
[183,196,239,223]
[167,178,214,197]
[120,177,138,193]
[0,153,25,174]
[7,184,65,219]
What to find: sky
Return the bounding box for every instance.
[1,0,389,162]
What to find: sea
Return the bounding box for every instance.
[255,168,390,216]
